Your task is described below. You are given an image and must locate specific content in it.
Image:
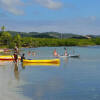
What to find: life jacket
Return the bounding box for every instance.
[53,50,59,56]
[14,53,18,62]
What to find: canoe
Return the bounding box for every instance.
[60,54,80,58]
[69,54,80,58]
[22,62,60,67]
[23,59,60,64]
[0,55,21,61]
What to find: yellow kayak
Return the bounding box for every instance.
[22,62,60,67]
[23,59,60,64]
[0,55,21,61]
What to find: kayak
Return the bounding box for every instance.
[23,59,60,64]
[59,54,80,58]
[69,55,80,58]
[0,55,21,61]
[22,62,60,67]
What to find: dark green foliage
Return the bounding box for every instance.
[9,42,16,48]
[0,31,12,45]
[92,38,100,45]
[5,31,84,39]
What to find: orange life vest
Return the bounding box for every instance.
[53,50,59,56]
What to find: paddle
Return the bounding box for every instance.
[11,54,16,63]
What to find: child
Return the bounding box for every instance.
[21,53,25,62]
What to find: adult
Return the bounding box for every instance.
[64,48,68,56]
[64,49,68,56]
[14,46,19,54]
[53,49,59,57]
[13,46,19,63]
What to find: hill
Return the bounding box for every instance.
[5,31,86,39]
[0,31,100,39]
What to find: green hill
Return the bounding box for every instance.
[1,31,100,39]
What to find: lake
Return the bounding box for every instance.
[0,46,100,100]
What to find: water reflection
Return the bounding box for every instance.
[21,63,26,69]
[0,61,30,100]
[63,57,68,63]
[0,61,7,66]
[22,62,60,67]
[20,72,66,100]
[1,46,100,100]
[14,63,20,80]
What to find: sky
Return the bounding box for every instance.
[0,0,100,35]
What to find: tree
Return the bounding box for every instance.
[13,34,22,48]
[1,25,5,32]
[1,31,12,45]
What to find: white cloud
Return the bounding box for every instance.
[0,0,63,15]
[0,0,24,15]
[34,0,63,9]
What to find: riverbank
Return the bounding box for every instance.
[0,37,100,49]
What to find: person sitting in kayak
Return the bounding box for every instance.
[53,49,59,57]
[21,53,25,62]
[32,51,36,56]
[28,51,31,56]
[64,49,68,56]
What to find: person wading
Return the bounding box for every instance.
[64,48,68,56]
[53,49,59,57]
[13,46,19,63]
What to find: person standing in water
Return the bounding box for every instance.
[13,45,19,63]
[53,49,59,57]
[64,48,68,56]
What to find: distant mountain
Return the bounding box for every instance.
[21,32,84,39]
[0,31,100,39]
[87,35,100,38]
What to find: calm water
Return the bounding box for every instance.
[0,46,100,100]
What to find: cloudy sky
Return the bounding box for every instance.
[0,0,100,34]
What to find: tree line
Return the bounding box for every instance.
[0,26,100,48]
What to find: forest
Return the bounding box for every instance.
[0,26,100,48]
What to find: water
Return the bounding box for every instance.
[0,46,100,100]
